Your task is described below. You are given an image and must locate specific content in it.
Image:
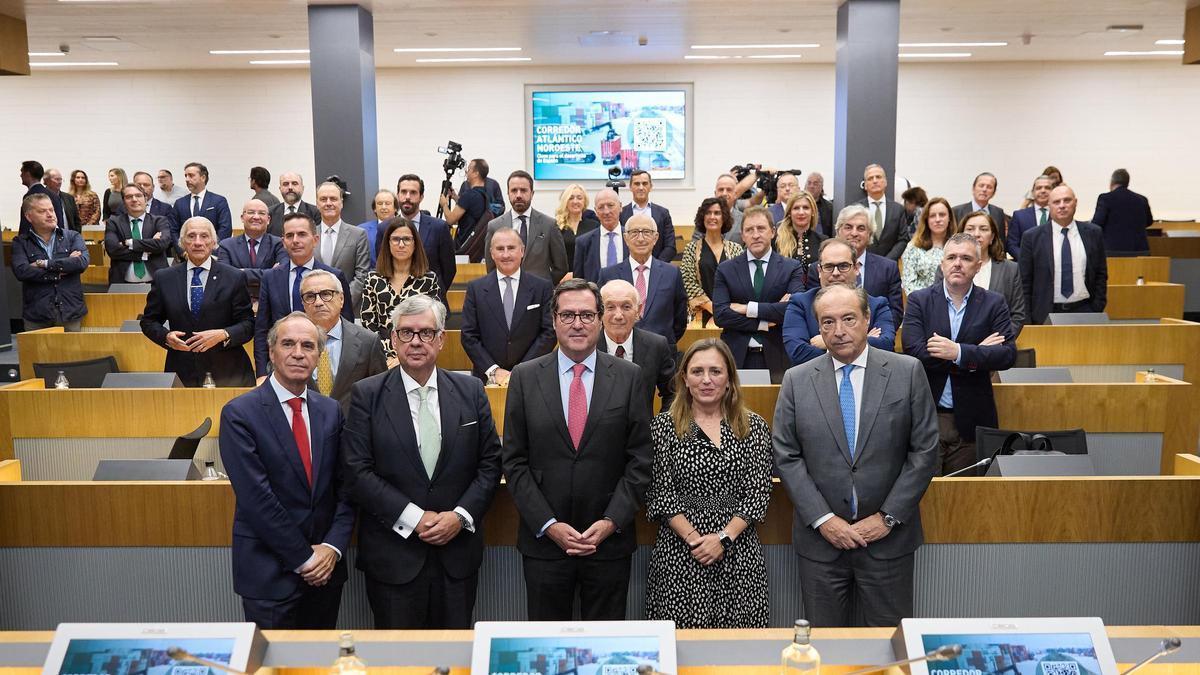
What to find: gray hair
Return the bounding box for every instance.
[267,311,327,352]
[834,204,870,232]
[593,187,620,206]
[21,193,52,216]
[863,163,885,177]
[180,216,217,240]
[813,283,871,319]
[298,268,340,290]
[946,232,982,258]
[390,294,447,332]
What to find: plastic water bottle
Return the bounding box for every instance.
[781,619,820,674]
[330,632,367,675]
[201,461,221,481]
[54,371,69,389]
[1136,275,1146,286]
[202,372,216,389]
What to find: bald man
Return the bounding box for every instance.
[1018,185,1108,324]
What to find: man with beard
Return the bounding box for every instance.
[483,170,568,284]
[269,172,321,236]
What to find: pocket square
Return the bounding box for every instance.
[526,303,540,310]
[461,420,478,427]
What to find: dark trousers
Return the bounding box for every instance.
[365,554,477,629]
[937,411,976,476]
[797,549,915,627]
[241,582,343,629]
[522,555,631,620]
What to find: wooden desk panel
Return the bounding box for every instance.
[0,459,20,481]
[452,263,486,287]
[1016,319,1200,383]
[1149,237,1200,258]
[82,265,109,285]
[15,328,256,380]
[446,289,464,313]
[1107,256,1170,284]
[82,293,146,327]
[1106,282,1185,319]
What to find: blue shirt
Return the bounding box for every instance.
[326,319,343,375]
[939,282,970,409]
[33,230,58,260]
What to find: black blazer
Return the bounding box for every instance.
[217,233,286,297]
[341,368,503,585]
[816,197,834,237]
[104,212,173,283]
[712,251,805,382]
[1018,221,1108,325]
[502,351,653,560]
[59,192,82,232]
[855,198,910,260]
[140,260,255,387]
[953,202,1009,241]
[1093,187,1153,253]
[460,272,556,380]
[619,202,676,262]
[598,328,675,414]
[268,201,320,237]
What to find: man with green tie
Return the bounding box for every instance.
[103,183,172,284]
[854,164,910,261]
[1007,174,1055,261]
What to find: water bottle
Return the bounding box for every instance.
[781,619,820,674]
[201,461,221,481]
[330,632,367,675]
[202,372,216,389]
[54,371,70,389]
[1136,275,1145,286]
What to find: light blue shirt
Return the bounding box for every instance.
[939,282,971,409]
[540,348,598,537]
[33,230,58,261]
[325,319,343,376]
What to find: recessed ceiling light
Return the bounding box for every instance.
[746,54,805,59]
[28,51,66,57]
[31,61,119,66]
[414,57,531,63]
[691,43,819,50]
[1106,24,1144,32]
[898,52,972,58]
[1155,39,1185,46]
[1104,50,1183,56]
[211,49,309,55]
[898,41,1007,47]
[684,55,732,60]
[394,47,521,53]
[83,36,121,42]
[249,59,310,65]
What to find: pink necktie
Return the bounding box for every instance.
[635,265,648,317]
[567,363,587,450]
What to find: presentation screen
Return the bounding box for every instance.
[55,638,234,675]
[471,620,677,675]
[528,87,688,182]
[922,632,1104,675]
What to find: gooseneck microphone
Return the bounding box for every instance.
[1120,637,1182,675]
[943,456,993,477]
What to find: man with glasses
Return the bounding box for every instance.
[597,213,687,349]
[342,294,503,628]
[297,270,386,413]
[783,238,896,365]
[806,205,904,323]
[104,183,172,284]
[502,278,652,621]
[218,199,286,303]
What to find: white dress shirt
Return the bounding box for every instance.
[184,256,213,305]
[811,346,870,529]
[743,251,773,344]
[1052,221,1090,304]
[605,330,634,361]
[627,255,652,302]
[976,258,993,291]
[189,189,208,217]
[631,202,652,218]
[155,184,189,205]
[123,211,152,283]
[320,220,342,263]
[600,224,625,269]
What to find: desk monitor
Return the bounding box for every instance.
[1046,312,1110,325]
[892,617,1118,675]
[43,623,264,675]
[471,621,677,675]
[93,459,201,481]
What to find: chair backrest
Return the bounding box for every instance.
[1013,348,1037,369]
[975,426,1089,464]
[738,369,772,385]
[997,367,1073,384]
[168,417,212,461]
[32,356,119,389]
[108,283,152,294]
[1046,312,1110,325]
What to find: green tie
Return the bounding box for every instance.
[752,259,768,343]
[417,386,441,478]
[1039,208,1048,226]
[872,202,884,240]
[131,218,146,278]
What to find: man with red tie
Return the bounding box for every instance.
[219,312,355,628]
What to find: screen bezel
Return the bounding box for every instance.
[894,617,1119,675]
[470,620,678,675]
[42,623,260,675]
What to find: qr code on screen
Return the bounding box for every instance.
[1040,662,1081,675]
[632,119,667,152]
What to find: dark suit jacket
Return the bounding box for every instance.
[104,212,172,283]
[953,202,1009,241]
[782,289,895,365]
[712,252,804,379]
[620,202,676,262]
[172,191,234,241]
[268,201,320,237]
[218,233,286,297]
[807,251,904,322]
[140,260,255,387]
[901,284,1016,441]
[597,257,688,345]
[816,197,835,237]
[325,319,388,413]
[341,368,503,585]
[254,263,354,376]
[599,328,675,414]
[572,226,630,283]
[219,382,354,600]
[58,192,82,232]
[1093,186,1153,253]
[147,198,173,219]
[855,198,910,260]
[1018,221,1108,325]
[1006,206,1046,261]
[416,214,457,295]
[502,351,653,560]
[460,272,556,380]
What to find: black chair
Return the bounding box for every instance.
[168,417,212,461]
[32,356,119,389]
[1013,348,1036,368]
[975,426,1088,462]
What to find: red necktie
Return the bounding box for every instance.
[567,363,587,450]
[287,397,313,487]
[248,238,258,266]
[615,345,626,360]
[635,265,648,317]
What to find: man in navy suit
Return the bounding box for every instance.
[952,172,1009,242]
[269,172,321,237]
[255,212,353,377]
[171,162,233,241]
[219,199,286,302]
[573,188,629,283]
[712,206,804,383]
[808,205,904,322]
[903,233,1016,475]
[461,228,556,384]
[397,174,457,295]
[784,238,896,365]
[220,312,355,628]
[341,294,503,628]
[619,170,676,262]
[596,213,687,347]
[104,184,172,284]
[140,216,255,387]
[1092,168,1154,255]
[855,164,910,260]
[1007,174,1054,261]
[1019,185,1108,325]
[132,171,174,219]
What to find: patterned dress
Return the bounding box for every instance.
[681,238,744,325]
[359,270,441,358]
[645,411,773,628]
[900,244,944,295]
[73,191,101,225]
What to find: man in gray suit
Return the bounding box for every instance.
[299,270,387,413]
[484,170,568,284]
[772,284,938,627]
[313,181,371,312]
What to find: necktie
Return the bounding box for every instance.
[189,267,204,318]
[288,205,296,215]
[247,238,258,266]
[752,259,765,298]
[322,227,335,262]
[615,345,626,360]
[518,214,528,242]
[1060,227,1074,298]
[839,364,857,458]
[872,201,883,239]
[291,266,306,311]
[417,386,441,478]
[606,231,618,267]
[635,265,648,317]
[567,363,587,450]
[192,195,200,217]
[131,218,146,278]
[286,397,313,487]
[316,347,334,395]
[1039,208,1048,226]
[502,276,515,329]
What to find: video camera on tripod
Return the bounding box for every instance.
[730,164,804,204]
[436,140,465,219]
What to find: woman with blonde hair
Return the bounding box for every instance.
[775,191,827,286]
[102,167,129,221]
[900,196,956,294]
[644,338,772,628]
[554,183,599,270]
[68,169,101,226]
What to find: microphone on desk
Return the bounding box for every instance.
[943,456,993,478]
[1119,637,1182,675]
[842,643,962,675]
[167,647,248,675]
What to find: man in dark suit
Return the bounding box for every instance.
[42,169,81,232]
[805,172,835,237]
[219,312,354,628]
[807,205,904,322]
[1006,174,1054,261]
[855,164,909,260]
[713,206,805,383]
[619,170,676,262]
[598,279,674,413]
[313,182,372,312]
[502,278,653,621]
[596,213,687,347]
[1093,168,1154,255]
[1019,185,1108,325]
[952,172,1009,241]
[171,162,233,241]
[397,173,457,294]
[300,270,386,412]
[255,212,353,377]
[104,184,172,284]
[575,189,630,283]
[132,171,174,219]
[773,283,938,626]
[342,294,503,628]
[484,170,569,284]
[140,216,255,387]
[460,228,556,384]
[19,160,63,235]
[269,172,321,237]
[218,199,286,302]
[902,233,1016,475]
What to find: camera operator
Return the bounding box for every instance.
[440,158,491,251]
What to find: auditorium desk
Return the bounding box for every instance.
[450,262,487,288]
[16,328,255,379]
[82,292,146,328]
[1108,256,1171,284]
[1016,318,1200,383]
[1106,282,1185,319]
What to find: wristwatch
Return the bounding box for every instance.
[717,530,733,547]
[882,513,898,529]
[455,512,469,529]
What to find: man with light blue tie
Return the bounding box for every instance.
[572,189,628,283]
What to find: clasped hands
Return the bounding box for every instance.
[927,331,1004,361]
[546,519,616,556]
[818,513,891,550]
[165,329,228,352]
[685,531,725,567]
[296,544,337,586]
[417,510,464,546]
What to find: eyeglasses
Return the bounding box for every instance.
[300,289,341,304]
[394,328,440,343]
[819,262,855,274]
[390,236,415,246]
[625,229,657,238]
[555,311,599,325]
